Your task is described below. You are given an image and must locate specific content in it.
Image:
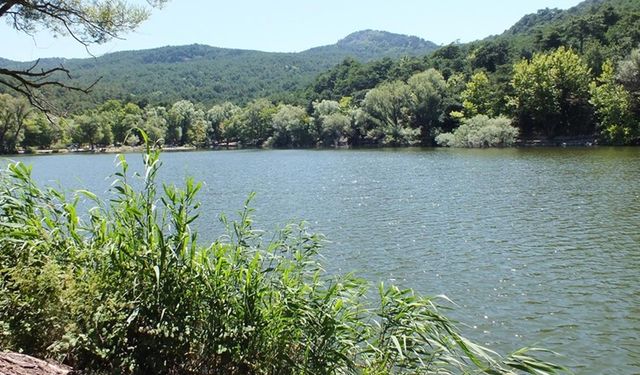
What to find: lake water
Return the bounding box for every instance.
[5,147,640,374]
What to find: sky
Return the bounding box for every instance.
[1,0,583,62]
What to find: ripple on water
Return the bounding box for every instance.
[6,147,640,374]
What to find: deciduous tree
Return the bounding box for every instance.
[590,60,635,144]
[510,47,592,138]
[0,94,31,153]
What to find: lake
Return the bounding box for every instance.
[5,147,640,374]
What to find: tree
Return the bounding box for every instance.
[167,100,204,145]
[206,102,240,145]
[222,99,276,147]
[363,80,416,145]
[269,104,314,147]
[470,40,511,73]
[590,60,635,144]
[140,106,168,144]
[617,48,640,113]
[0,94,31,153]
[313,100,352,147]
[70,112,112,149]
[435,115,518,148]
[510,47,593,138]
[22,112,65,149]
[460,71,496,118]
[407,69,447,144]
[0,0,167,111]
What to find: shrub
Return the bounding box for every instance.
[436,115,519,148]
[0,138,563,374]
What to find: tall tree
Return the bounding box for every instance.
[206,102,240,145]
[223,99,276,147]
[407,69,447,144]
[167,100,207,145]
[270,104,314,147]
[510,47,592,138]
[0,94,31,153]
[70,112,112,149]
[363,81,416,145]
[460,71,496,118]
[590,61,635,144]
[617,49,640,114]
[313,100,353,146]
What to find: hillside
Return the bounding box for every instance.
[0,30,439,112]
[307,0,640,102]
[481,0,640,68]
[303,30,438,60]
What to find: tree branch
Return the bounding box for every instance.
[0,0,22,18]
[0,61,101,114]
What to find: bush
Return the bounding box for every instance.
[436,115,519,148]
[0,139,564,374]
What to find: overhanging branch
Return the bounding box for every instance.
[0,60,101,113]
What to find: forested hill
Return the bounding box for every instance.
[303,30,438,60]
[308,0,640,100]
[0,30,438,112]
[492,0,639,55]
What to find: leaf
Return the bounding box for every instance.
[391,335,405,359]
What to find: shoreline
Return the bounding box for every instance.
[13,136,633,156]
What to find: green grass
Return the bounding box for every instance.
[0,134,568,374]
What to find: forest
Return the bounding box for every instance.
[1,0,639,154]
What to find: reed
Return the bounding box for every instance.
[0,134,566,374]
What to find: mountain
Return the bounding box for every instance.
[0,30,439,111]
[483,0,640,63]
[303,30,438,60]
[306,0,640,108]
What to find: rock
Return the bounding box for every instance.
[0,352,74,375]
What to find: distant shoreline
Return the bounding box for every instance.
[10,137,622,157]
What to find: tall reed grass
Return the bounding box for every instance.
[0,134,567,374]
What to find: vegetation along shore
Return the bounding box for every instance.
[1,1,639,154]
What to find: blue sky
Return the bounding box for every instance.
[2,0,582,61]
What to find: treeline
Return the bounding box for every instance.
[1,0,639,152]
[1,46,638,153]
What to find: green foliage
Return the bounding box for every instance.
[313,100,353,147]
[0,144,567,374]
[460,72,497,118]
[3,1,640,150]
[470,40,512,73]
[436,115,519,148]
[0,94,32,153]
[223,98,277,147]
[268,104,315,147]
[617,48,640,115]
[69,112,113,149]
[590,60,636,144]
[363,80,417,146]
[140,106,168,144]
[1,30,438,112]
[407,69,448,144]
[510,47,593,138]
[166,100,209,146]
[22,113,65,149]
[206,102,241,145]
